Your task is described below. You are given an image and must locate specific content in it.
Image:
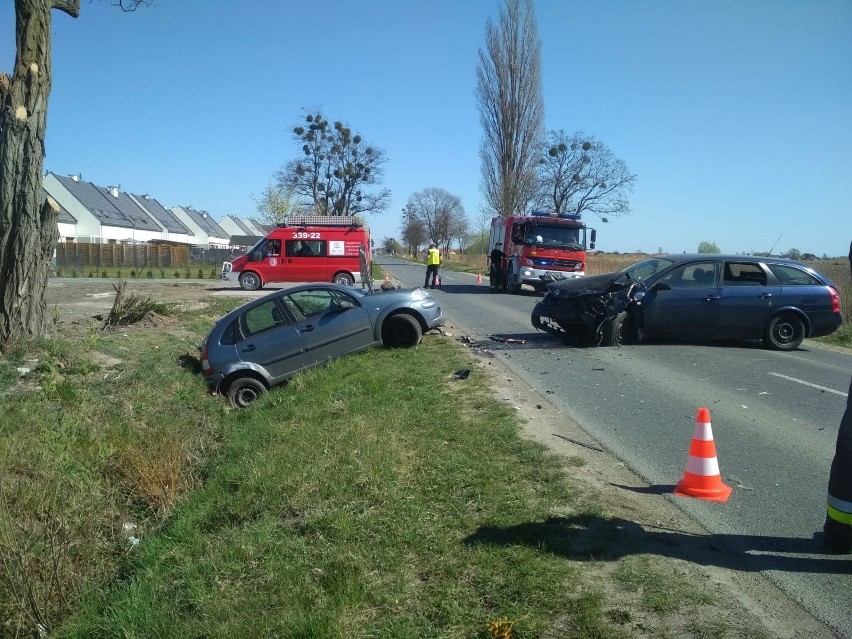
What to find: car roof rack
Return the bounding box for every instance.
[278,215,361,228]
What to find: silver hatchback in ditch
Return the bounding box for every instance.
[201,283,444,407]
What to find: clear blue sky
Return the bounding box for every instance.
[2,0,850,257]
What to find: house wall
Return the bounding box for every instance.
[172,207,211,248]
[57,222,76,240]
[219,216,246,236]
[43,174,101,238]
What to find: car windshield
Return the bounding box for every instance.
[622,257,674,282]
[527,225,585,250]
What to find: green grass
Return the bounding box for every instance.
[0,294,810,638]
[54,339,588,638]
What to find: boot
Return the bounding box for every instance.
[823,516,852,554]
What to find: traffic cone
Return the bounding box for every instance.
[476,273,483,284]
[674,407,732,503]
[384,273,389,282]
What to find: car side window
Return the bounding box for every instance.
[767,264,823,286]
[240,300,289,337]
[329,290,359,308]
[219,318,240,345]
[723,262,767,286]
[284,289,337,319]
[658,262,716,288]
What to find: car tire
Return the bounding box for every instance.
[239,272,262,291]
[508,274,522,295]
[226,376,266,408]
[601,311,632,347]
[382,314,422,348]
[763,313,805,351]
[333,272,355,286]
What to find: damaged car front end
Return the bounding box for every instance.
[531,258,672,346]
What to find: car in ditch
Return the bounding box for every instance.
[531,254,843,350]
[201,282,444,407]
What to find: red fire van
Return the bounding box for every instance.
[222,216,371,290]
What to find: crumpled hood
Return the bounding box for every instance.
[546,270,627,296]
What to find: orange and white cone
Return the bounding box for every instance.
[476,273,483,284]
[674,407,732,503]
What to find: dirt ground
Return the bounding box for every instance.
[43,278,838,637]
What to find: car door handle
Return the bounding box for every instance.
[704,295,721,302]
[242,344,256,352]
[300,325,315,333]
[760,293,774,299]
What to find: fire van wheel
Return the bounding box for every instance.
[508,274,522,295]
[333,272,355,286]
[239,272,262,291]
[382,314,422,348]
[226,376,266,408]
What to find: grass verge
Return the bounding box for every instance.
[0,293,818,638]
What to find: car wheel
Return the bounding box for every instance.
[382,314,422,348]
[239,272,261,291]
[763,313,805,351]
[226,376,266,408]
[508,274,522,295]
[601,311,632,347]
[333,272,354,286]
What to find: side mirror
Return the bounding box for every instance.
[338,300,355,310]
[589,229,596,249]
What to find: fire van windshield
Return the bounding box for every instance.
[528,225,585,250]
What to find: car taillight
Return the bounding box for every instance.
[830,287,841,313]
[201,340,212,376]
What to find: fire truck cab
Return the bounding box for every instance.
[222,216,370,290]
[489,211,595,294]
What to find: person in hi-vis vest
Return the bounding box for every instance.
[824,240,852,554]
[424,243,441,289]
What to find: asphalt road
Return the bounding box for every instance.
[380,258,852,638]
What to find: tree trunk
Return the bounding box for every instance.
[0,0,78,349]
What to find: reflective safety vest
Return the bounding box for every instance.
[426,248,441,265]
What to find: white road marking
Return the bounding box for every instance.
[768,372,848,397]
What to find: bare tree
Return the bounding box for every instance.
[405,188,467,256]
[0,0,149,349]
[475,0,545,218]
[276,110,390,217]
[400,207,428,256]
[535,130,636,222]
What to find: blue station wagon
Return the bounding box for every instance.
[531,254,843,350]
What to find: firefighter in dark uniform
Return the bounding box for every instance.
[489,242,506,290]
[824,240,852,554]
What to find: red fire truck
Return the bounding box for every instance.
[222,216,370,290]
[488,211,596,294]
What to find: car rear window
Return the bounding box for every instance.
[220,319,239,345]
[767,264,824,286]
[723,262,767,286]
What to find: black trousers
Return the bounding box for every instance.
[824,373,852,552]
[425,265,440,288]
[824,240,852,553]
